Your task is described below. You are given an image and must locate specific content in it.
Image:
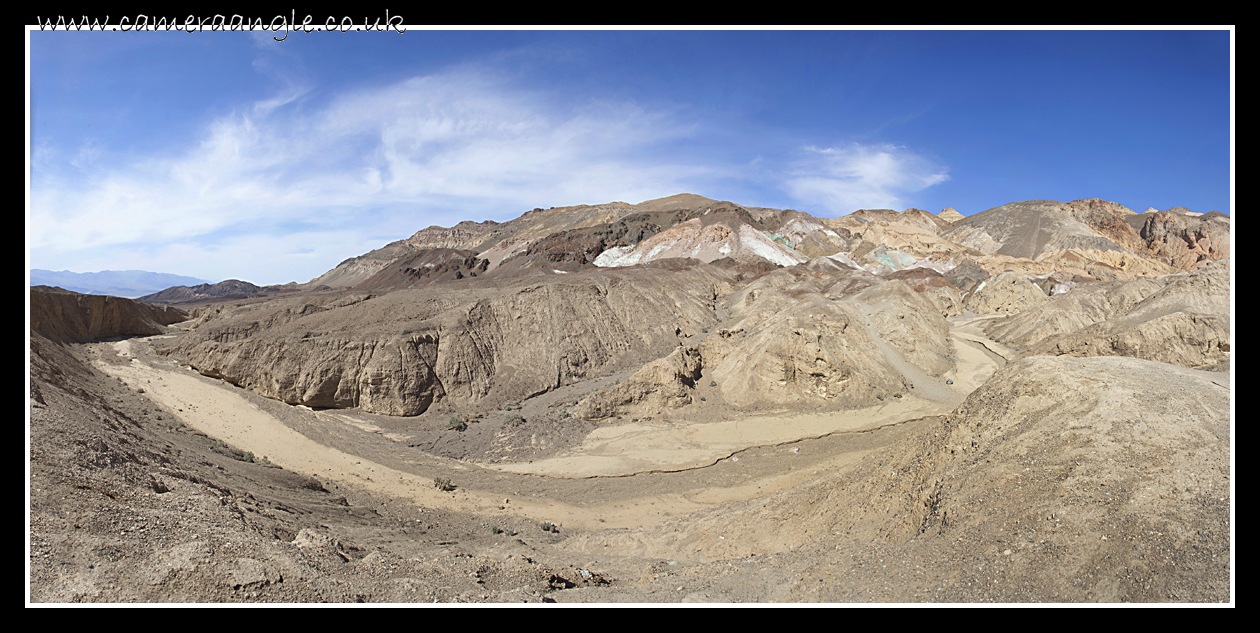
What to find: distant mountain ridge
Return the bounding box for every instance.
[138,279,302,305]
[30,269,210,298]
[302,194,1229,297]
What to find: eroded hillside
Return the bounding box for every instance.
[30,194,1232,603]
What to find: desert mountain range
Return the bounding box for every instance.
[29,269,210,298]
[29,193,1231,603]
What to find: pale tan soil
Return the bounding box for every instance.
[489,322,1000,478]
[34,266,1233,603]
[95,332,976,531]
[33,314,1233,603]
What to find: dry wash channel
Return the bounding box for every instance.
[93,313,1005,534]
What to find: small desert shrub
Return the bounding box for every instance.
[433,477,454,492]
[709,380,717,388]
[505,413,525,427]
[559,410,571,419]
[447,416,468,432]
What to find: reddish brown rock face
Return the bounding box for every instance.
[1062,198,1147,253]
[1139,210,1231,271]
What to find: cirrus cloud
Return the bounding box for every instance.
[29,69,712,284]
[785,143,949,214]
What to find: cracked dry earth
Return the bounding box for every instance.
[29,314,1231,603]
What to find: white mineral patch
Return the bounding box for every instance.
[740,225,807,267]
[593,245,636,267]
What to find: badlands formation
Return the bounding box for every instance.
[29,195,1231,603]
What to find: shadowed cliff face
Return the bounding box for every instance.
[30,286,188,344]
[156,266,736,416]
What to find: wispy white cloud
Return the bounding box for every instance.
[29,63,949,284]
[785,143,949,214]
[248,34,312,116]
[29,68,708,283]
[68,141,103,171]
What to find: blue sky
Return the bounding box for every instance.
[28,28,1233,285]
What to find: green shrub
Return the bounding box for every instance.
[433,477,454,492]
[447,416,468,432]
[505,413,525,427]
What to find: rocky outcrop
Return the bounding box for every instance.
[831,207,954,235]
[159,267,733,416]
[1135,209,1230,271]
[351,249,488,292]
[985,276,1166,349]
[493,209,701,274]
[31,286,188,344]
[775,214,853,258]
[944,199,1141,260]
[937,207,965,223]
[1019,260,1230,370]
[1030,248,1179,280]
[963,271,1049,315]
[404,220,500,251]
[1030,311,1229,370]
[573,346,703,420]
[593,206,807,269]
[887,268,964,317]
[699,278,952,409]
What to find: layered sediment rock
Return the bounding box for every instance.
[160,267,732,416]
[988,259,1230,370]
[1135,209,1230,271]
[963,271,1049,315]
[31,286,187,344]
[573,346,703,420]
